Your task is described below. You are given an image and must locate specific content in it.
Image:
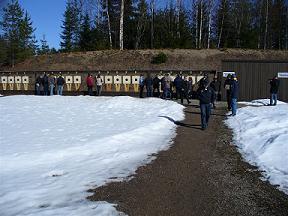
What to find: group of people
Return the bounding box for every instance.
[86,74,103,96]
[196,74,237,130]
[139,73,194,104]
[35,73,65,96]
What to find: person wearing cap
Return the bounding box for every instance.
[197,82,215,130]
[230,74,239,116]
[269,76,280,106]
[224,74,233,110]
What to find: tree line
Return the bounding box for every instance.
[1,0,288,67]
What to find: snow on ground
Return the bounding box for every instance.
[226,99,288,194]
[0,95,184,216]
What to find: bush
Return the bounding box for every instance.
[151,52,168,64]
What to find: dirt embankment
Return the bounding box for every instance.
[2,49,288,72]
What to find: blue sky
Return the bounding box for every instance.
[18,0,66,49]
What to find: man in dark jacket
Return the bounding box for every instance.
[224,74,233,110]
[173,74,183,100]
[145,73,153,97]
[269,76,280,106]
[57,75,65,95]
[153,75,161,97]
[43,73,49,96]
[210,77,221,108]
[197,84,215,130]
[180,76,191,104]
[230,75,239,116]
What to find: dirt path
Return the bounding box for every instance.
[88,102,288,216]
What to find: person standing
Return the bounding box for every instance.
[174,74,182,100]
[145,73,153,97]
[153,75,161,97]
[224,74,233,110]
[49,75,56,96]
[210,77,221,108]
[199,73,209,88]
[180,76,191,104]
[197,83,215,130]
[269,76,280,106]
[230,75,239,116]
[163,73,172,99]
[43,73,49,96]
[96,74,103,96]
[139,74,145,98]
[35,75,42,95]
[57,74,65,96]
[86,73,94,96]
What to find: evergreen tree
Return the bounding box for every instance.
[38,34,50,54]
[60,1,73,51]
[79,13,92,51]
[0,0,36,66]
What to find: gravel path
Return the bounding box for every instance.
[88,102,288,216]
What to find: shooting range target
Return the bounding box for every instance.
[132,76,140,92]
[15,76,21,90]
[123,76,131,92]
[1,76,8,90]
[105,75,113,91]
[22,76,29,90]
[114,75,122,92]
[73,76,81,91]
[8,76,14,90]
[65,76,73,91]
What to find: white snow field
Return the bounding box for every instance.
[0,95,184,216]
[226,99,288,194]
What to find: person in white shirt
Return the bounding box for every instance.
[96,74,103,96]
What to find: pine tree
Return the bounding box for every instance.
[39,34,50,54]
[1,0,36,66]
[60,1,74,51]
[79,13,92,51]
[135,0,148,49]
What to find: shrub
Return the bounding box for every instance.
[151,52,168,64]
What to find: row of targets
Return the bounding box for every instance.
[0,74,204,92]
[0,76,30,90]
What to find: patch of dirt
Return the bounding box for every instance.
[2,49,288,72]
[88,102,288,216]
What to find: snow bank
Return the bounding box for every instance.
[0,96,184,216]
[226,100,288,194]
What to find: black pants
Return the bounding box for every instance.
[139,85,144,98]
[180,90,190,104]
[175,88,181,100]
[153,87,160,97]
[226,91,231,110]
[88,86,93,96]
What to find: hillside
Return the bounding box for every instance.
[1,49,288,72]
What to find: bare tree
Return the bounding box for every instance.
[264,0,269,50]
[195,0,199,48]
[150,0,155,48]
[105,0,112,49]
[199,0,203,48]
[176,0,182,39]
[217,0,227,48]
[119,0,124,50]
[207,0,214,48]
[135,0,148,49]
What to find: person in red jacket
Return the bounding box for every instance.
[86,73,94,96]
